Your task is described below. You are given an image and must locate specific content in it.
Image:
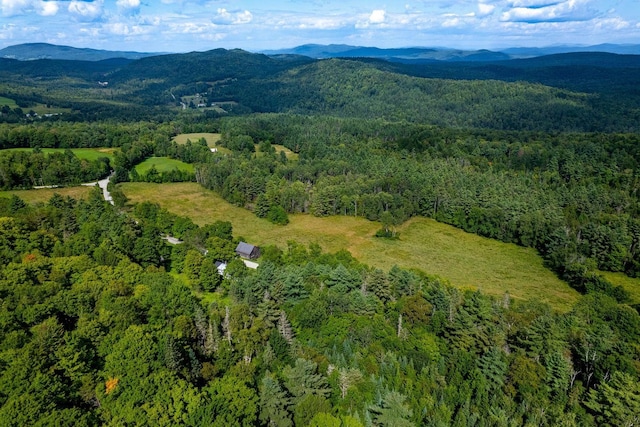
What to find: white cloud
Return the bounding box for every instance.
[369,9,386,24]
[297,16,345,30]
[104,21,150,36]
[169,21,215,34]
[501,0,596,23]
[212,8,252,25]
[478,2,495,17]
[508,0,563,7]
[442,16,461,27]
[1,0,31,17]
[116,0,140,9]
[68,0,103,21]
[38,0,58,16]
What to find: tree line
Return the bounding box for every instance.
[0,148,110,190]
[196,114,640,302]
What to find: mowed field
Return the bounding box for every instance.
[121,182,579,310]
[0,186,94,204]
[0,96,18,108]
[134,157,194,174]
[1,147,116,162]
[172,133,221,147]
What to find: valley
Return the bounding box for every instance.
[0,43,639,426]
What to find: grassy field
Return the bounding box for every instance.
[257,144,299,161]
[0,96,18,108]
[121,182,579,310]
[0,186,94,204]
[600,271,640,304]
[134,157,194,174]
[1,96,71,115]
[173,133,221,148]
[1,147,116,162]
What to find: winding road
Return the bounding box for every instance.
[82,171,115,205]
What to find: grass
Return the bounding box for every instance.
[1,147,116,162]
[134,157,194,174]
[599,271,640,304]
[256,144,299,161]
[31,105,72,115]
[0,96,70,114]
[121,182,579,311]
[173,133,221,148]
[0,96,18,108]
[0,186,94,204]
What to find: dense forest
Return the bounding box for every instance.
[1,48,640,131]
[1,47,640,425]
[0,189,638,426]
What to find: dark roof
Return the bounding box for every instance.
[235,241,256,257]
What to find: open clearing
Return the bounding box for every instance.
[0,96,18,108]
[134,157,194,174]
[1,147,116,162]
[0,186,94,204]
[121,182,578,310]
[173,133,221,148]
[256,144,299,161]
[600,271,640,304]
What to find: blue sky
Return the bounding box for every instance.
[1,0,639,52]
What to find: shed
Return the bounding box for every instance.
[235,242,260,259]
[214,261,227,276]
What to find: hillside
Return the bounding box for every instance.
[1,40,639,424]
[262,44,510,62]
[262,43,640,61]
[0,47,639,130]
[0,42,160,61]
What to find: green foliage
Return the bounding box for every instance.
[0,149,110,189]
[2,50,640,426]
[266,204,289,225]
[259,373,293,427]
[585,371,640,427]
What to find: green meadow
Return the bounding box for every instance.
[134,157,194,174]
[0,186,94,204]
[121,182,578,311]
[1,147,116,162]
[0,96,18,108]
[600,271,640,304]
[172,133,221,147]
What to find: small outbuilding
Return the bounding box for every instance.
[215,261,227,276]
[235,242,260,259]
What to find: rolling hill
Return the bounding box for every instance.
[1,46,639,131]
[0,42,161,61]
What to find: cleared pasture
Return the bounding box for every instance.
[0,186,94,204]
[134,157,194,174]
[0,96,18,108]
[121,182,579,311]
[600,271,640,304]
[1,147,116,161]
[172,133,221,148]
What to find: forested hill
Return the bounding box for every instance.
[212,59,600,131]
[1,47,639,131]
[0,42,159,61]
[383,52,640,95]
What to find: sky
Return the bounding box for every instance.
[0,0,639,53]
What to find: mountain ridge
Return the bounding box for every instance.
[0,42,162,61]
[3,42,640,63]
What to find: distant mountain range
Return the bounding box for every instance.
[261,43,640,62]
[261,44,511,62]
[0,43,161,61]
[2,42,640,63]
